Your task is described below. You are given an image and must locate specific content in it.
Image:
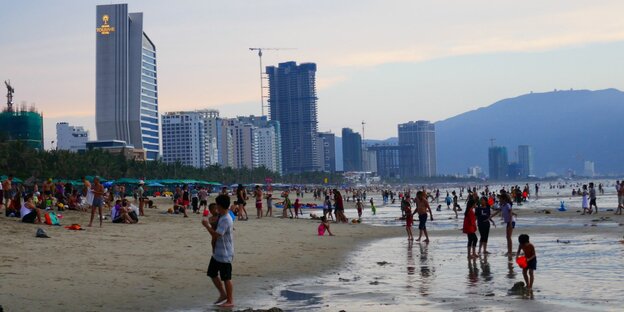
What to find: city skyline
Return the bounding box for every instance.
[3,1,624,148]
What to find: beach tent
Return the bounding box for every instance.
[0,175,23,183]
[147,182,164,187]
[114,178,141,184]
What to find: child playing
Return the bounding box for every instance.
[405,203,414,241]
[317,216,334,236]
[516,234,537,290]
[293,198,301,219]
[369,198,376,215]
[356,198,363,219]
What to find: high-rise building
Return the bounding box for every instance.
[235,115,282,174]
[342,128,363,172]
[161,112,206,168]
[584,160,595,177]
[518,145,534,177]
[56,122,89,152]
[0,108,43,151]
[219,118,256,170]
[397,120,437,178]
[266,61,320,173]
[317,132,336,173]
[369,145,403,179]
[488,146,509,180]
[362,147,377,173]
[95,4,160,160]
[196,109,220,166]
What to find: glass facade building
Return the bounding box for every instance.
[95,4,160,160]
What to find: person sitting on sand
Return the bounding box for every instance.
[21,193,43,224]
[5,191,21,217]
[111,200,135,224]
[173,197,189,218]
[318,216,334,236]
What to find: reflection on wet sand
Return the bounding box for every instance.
[418,242,433,297]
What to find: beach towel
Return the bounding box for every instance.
[44,212,61,226]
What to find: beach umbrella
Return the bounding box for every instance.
[147,182,164,187]
[115,178,141,184]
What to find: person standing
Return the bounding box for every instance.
[265,193,273,217]
[492,191,514,256]
[254,185,263,219]
[581,185,590,215]
[463,198,478,258]
[2,174,13,210]
[476,196,495,255]
[137,181,146,217]
[236,184,248,220]
[88,177,105,227]
[202,194,234,308]
[616,181,623,215]
[415,191,433,243]
[589,182,598,214]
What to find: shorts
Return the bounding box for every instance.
[92,197,103,208]
[467,233,478,247]
[207,257,232,281]
[200,199,208,206]
[589,198,597,206]
[406,216,413,227]
[506,221,515,229]
[418,214,427,230]
[527,258,537,270]
[256,201,262,209]
[22,211,37,223]
[237,200,246,206]
[183,200,190,206]
[4,190,12,200]
[478,223,490,243]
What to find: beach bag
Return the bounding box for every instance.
[44,212,61,226]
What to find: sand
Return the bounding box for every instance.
[1,194,622,311]
[0,196,403,312]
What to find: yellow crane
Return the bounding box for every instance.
[249,47,296,116]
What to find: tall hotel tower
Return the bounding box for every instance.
[95,4,160,160]
[266,62,320,174]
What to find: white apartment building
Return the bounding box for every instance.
[56,122,89,152]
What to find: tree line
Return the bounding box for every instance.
[0,141,345,185]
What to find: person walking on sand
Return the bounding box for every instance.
[236,184,248,220]
[282,191,293,218]
[254,185,263,219]
[265,193,273,217]
[202,194,234,308]
[405,199,414,241]
[452,191,460,219]
[589,182,598,214]
[415,191,433,243]
[88,177,105,227]
[356,198,363,219]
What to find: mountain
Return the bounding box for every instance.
[435,88,624,176]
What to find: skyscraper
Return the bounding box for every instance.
[398,121,437,178]
[369,145,403,179]
[266,62,320,174]
[95,4,160,160]
[488,146,509,180]
[342,128,363,172]
[317,132,336,172]
[236,115,282,174]
[518,145,534,177]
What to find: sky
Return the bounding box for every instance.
[2,0,624,149]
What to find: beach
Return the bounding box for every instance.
[1,190,623,311]
[0,196,402,312]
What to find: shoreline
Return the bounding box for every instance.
[1,195,623,311]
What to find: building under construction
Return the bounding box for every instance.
[0,81,44,150]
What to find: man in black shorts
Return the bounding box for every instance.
[202,194,234,308]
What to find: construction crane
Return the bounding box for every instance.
[249,47,296,116]
[4,80,14,112]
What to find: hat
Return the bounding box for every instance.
[139,180,145,185]
[36,228,50,238]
